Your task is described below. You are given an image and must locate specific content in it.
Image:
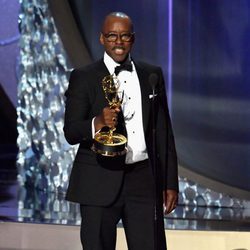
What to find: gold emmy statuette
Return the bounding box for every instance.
[92,75,127,157]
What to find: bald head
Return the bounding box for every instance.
[102,12,134,33]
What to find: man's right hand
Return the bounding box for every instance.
[94,106,120,132]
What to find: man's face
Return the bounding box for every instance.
[100,16,134,63]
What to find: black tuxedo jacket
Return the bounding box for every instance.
[63,59,178,206]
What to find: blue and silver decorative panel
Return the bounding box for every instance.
[17,0,76,193]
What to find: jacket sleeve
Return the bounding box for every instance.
[63,69,93,145]
[157,68,179,192]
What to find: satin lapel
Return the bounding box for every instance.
[97,59,110,76]
[134,62,151,134]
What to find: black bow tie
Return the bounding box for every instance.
[114,62,133,75]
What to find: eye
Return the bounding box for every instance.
[105,33,117,41]
[121,34,131,41]
[102,32,134,42]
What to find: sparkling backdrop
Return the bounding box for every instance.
[17,0,76,193]
[16,0,250,225]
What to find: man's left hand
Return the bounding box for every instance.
[163,189,178,214]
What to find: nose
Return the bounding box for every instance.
[115,34,123,44]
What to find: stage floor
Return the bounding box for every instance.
[0,148,250,249]
[1,221,250,250]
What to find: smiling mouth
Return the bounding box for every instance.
[114,48,125,55]
[113,47,125,55]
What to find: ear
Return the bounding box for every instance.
[99,33,104,45]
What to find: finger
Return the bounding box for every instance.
[164,200,172,214]
[112,117,117,125]
[164,192,178,214]
[114,107,121,113]
[104,109,116,121]
[104,106,116,114]
[164,200,175,214]
[169,201,177,214]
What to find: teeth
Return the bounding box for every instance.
[114,48,124,54]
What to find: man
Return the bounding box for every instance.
[64,12,178,250]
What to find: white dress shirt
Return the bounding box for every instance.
[92,53,148,164]
[104,53,148,164]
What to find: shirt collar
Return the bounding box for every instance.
[103,52,133,75]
